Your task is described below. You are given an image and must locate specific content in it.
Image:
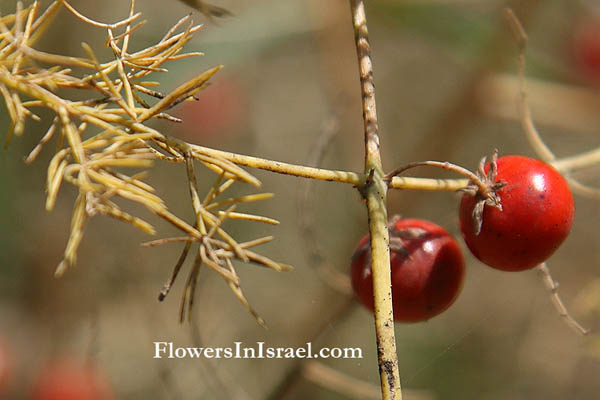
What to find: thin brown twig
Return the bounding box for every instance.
[504,8,600,199]
[303,361,381,400]
[385,160,492,198]
[303,361,434,400]
[159,241,193,301]
[536,263,590,336]
[504,9,555,162]
[61,0,142,29]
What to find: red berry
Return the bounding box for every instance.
[459,155,574,271]
[31,359,115,400]
[572,15,600,84]
[351,218,465,322]
[174,74,246,142]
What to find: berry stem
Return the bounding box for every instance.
[386,160,492,198]
[350,1,402,399]
[551,148,600,174]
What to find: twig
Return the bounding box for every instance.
[552,148,600,174]
[422,0,543,153]
[61,0,142,29]
[478,74,600,136]
[385,160,492,198]
[303,361,434,400]
[158,241,192,301]
[183,139,468,190]
[505,8,600,198]
[504,9,555,162]
[303,361,381,400]
[350,1,401,399]
[536,263,590,336]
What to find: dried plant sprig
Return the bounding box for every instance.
[0,1,292,325]
[152,161,289,325]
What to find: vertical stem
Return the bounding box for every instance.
[349,1,402,400]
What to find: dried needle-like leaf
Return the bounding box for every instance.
[55,193,87,276]
[217,211,280,225]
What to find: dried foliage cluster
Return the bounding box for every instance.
[0,1,290,324]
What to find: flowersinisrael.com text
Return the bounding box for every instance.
[153,342,363,360]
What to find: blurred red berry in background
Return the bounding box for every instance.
[173,73,247,142]
[0,336,12,395]
[31,358,115,400]
[572,15,600,85]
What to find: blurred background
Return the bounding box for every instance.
[0,0,599,399]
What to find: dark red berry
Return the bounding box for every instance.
[351,218,465,322]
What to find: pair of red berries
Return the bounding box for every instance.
[351,156,575,322]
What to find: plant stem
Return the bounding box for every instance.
[536,263,589,336]
[550,147,600,174]
[166,135,468,191]
[350,1,401,400]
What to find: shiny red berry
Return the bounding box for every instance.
[459,155,574,271]
[351,218,465,322]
